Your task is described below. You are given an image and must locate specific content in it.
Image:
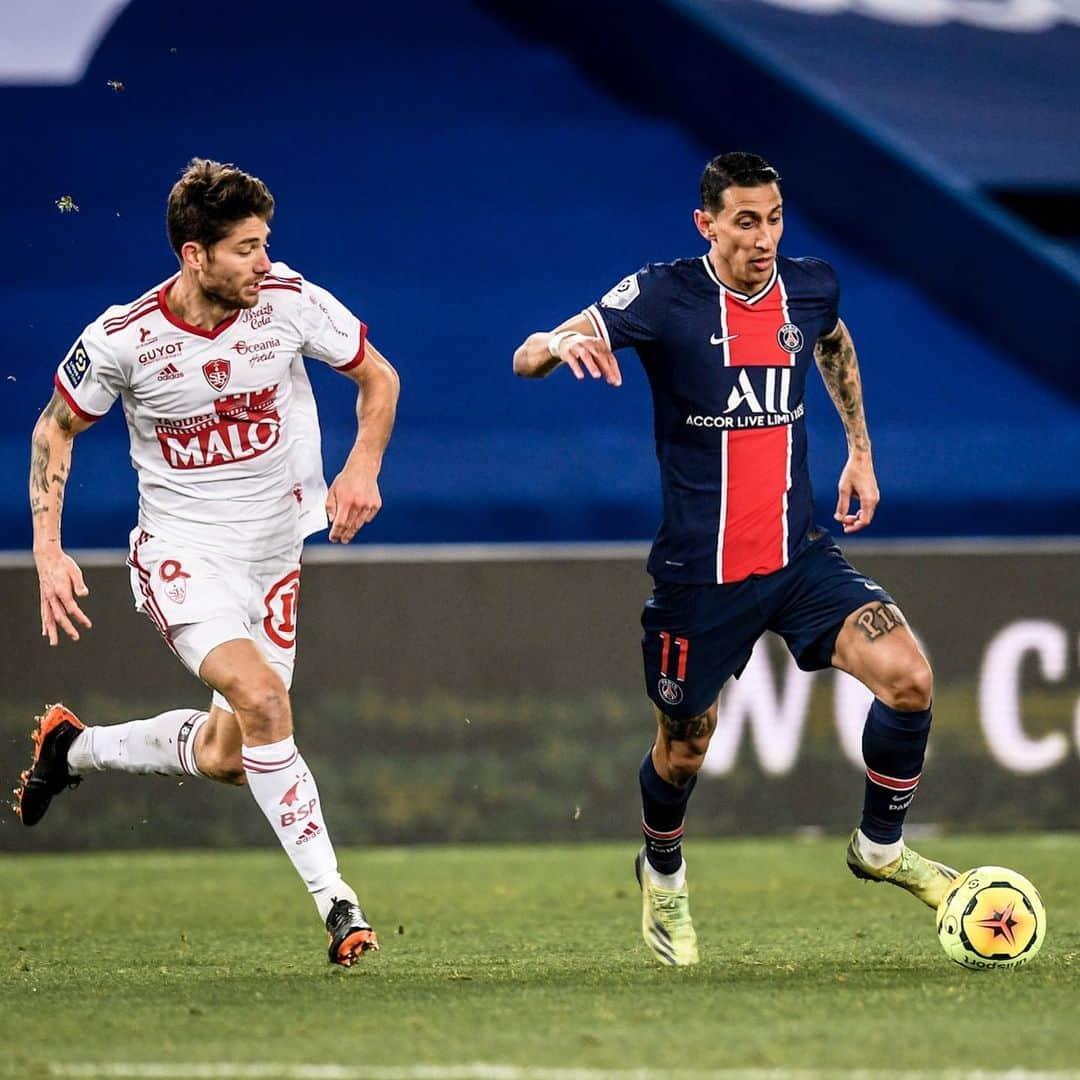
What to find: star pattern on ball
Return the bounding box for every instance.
[976,901,1019,945]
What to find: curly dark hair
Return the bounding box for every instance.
[700,152,781,212]
[166,158,274,257]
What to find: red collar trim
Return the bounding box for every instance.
[158,278,242,339]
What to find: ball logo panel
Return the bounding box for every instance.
[937,865,1045,969]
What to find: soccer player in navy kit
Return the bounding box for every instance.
[513,152,958,965]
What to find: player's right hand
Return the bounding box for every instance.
[34,549,92,645]
[558,335,622,387]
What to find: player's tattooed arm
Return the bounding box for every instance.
[814,319,870,455]
[30,392,92,535]
[30,391,95,644]
[815,320,880,533]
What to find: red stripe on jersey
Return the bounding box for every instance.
[103,293,158,328]
[725,292,791,368]
[258,283,302,293]
[104,297,161,336]
[53,375,104,421]
[722,426,788,581]
[335,321,367,371]
[717,287,793,581]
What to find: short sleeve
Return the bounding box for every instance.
[300,279,367,372]
[805,257,840,333]
[53,322,124,420]
[583,265,672,350]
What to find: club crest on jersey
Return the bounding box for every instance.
[657,678,683,706]
[159,559,191,604]
[600,274,640,310]
[202,358,231,391]
[777,323,804,353]
[62,340,92,388]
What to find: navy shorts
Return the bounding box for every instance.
[641,530,893,719]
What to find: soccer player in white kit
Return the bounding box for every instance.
[17,159,401,967]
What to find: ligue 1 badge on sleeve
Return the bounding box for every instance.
[777,322,804,353]
[601,274,641,310]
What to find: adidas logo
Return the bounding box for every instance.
[296,821,322,845]
[157,362,184,381]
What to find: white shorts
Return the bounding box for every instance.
[127,527,302,712]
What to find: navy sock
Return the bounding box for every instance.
[860,699,932,844]
[639,748,696,875]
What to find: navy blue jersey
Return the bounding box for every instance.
[585,255,840,584]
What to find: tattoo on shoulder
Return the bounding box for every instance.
[41,392,77,433]
[855,602,906,642]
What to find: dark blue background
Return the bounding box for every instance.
[3,0,1077,550]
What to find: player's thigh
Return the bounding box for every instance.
[128,529,251,676]
[640,580,759,724]
[769,533,896,674]
[832,601,932,707]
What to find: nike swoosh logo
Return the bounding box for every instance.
[709,333,739,346]
[863,581,880,590]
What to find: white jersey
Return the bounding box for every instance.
[55,262,365,559]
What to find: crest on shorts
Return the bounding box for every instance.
[657,678,684,706]
[777,322,804,353]
[202,358,231,391]
[159,559,191,604]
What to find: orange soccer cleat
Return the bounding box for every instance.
[13,704,85,827]
[325,898,380,967]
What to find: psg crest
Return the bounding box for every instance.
[657,678,684,706]
[202,358,231,391]
[777,322,804,353]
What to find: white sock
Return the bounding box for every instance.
[241,736,353,920]
[644,857,687,891]
[856,828,904,869]
[67,709,208,777]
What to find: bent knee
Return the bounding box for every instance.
[880,658,933,712]
[223,674,290,726]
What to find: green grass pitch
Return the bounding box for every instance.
[2,835,1079,1078]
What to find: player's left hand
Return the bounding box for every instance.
[834,453,879,533]
[326,462,382,543]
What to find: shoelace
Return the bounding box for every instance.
[651,888,692,930]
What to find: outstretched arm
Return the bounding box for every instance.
[513,313,622,386]
[814,318,879,534]
[325,339,401,544]
[30,392,96,643]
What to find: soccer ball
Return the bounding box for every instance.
[936,865,1045,970]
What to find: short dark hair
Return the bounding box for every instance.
[166,158,275,257]
[700,152,781,212]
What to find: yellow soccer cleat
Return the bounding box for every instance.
[634,847,699,966]
[846,828,959,910]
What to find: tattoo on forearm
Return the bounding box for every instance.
[815,328,870,453]
[30,394,75,520]
[855,602,907,642]
[658,709,717,742]
[30,435,50,495]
